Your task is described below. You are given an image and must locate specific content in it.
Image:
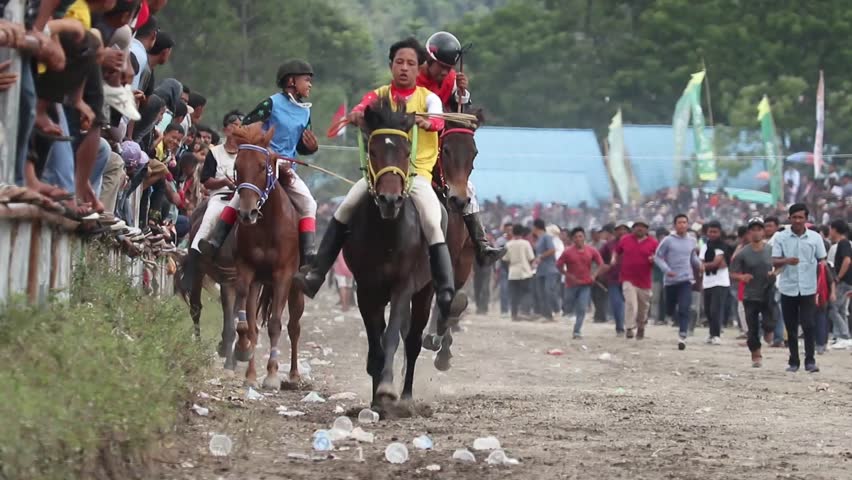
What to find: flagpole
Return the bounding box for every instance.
[701,58,714,127]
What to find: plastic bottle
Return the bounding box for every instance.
[384,442,409,464]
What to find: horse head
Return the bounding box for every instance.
[363,97,416,220]
[440,107,483,212]
[232,123,286,225]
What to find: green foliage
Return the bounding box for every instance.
[0,252,208,479]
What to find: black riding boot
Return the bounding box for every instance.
[429,243,456,318]
[179,248,201,292]
[198,219,234,257]
[463,212,506,266]
[299,231,317,268]
[293,219,347,298]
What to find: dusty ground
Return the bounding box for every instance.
[159,292,852,480]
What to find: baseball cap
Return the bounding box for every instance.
[747,217,764,228]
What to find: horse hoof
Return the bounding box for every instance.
[244,378,258,388]
[222,368,236,378]
[449,291,469,317]
[422,334,441,352]
[262,374,281,391]
[376,383,397,402]
[235,348,253,363]
[435,341,453,371]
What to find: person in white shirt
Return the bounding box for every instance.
[504,224,535,320]
[700,220,731,344]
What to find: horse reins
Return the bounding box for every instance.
[435,127,476,189]
[235,144,278,210]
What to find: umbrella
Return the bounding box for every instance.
[702,187,773,205]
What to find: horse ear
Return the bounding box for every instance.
[363,105,379,132]
[402,114,416,132]
[472,107,485,129]
[263,126,276,146]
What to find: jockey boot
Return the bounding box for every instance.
[198,219,234,257]
[294,218,347,299]
[463,212,506,266]
[299,231,317,268]
[179,248,201,293]
[429,243,456,318]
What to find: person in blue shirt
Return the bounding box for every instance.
[197,59,319,266]
[771,203,827,373]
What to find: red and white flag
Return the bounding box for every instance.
[814,70,825,178]
[330,102,347,137]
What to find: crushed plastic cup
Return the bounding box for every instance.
[426,464,441,471]
[598,352,612,362]
[327,428,349,442]
[191,404,209,416]
[301,391,326,403]
[333,416,354,433]
[473,436,501,450]
[546,348,564,356]
[350,427,374,443]
[412,435,433,450]
[334,405,345,414]
[384,442,409,464]
[329,392,358,401]
[452,448,476,463]
[276,406,305,417]
[310,358,332,366]
[312,430,333,452]
[208,434,233,457]
[486,449,520,466]
[358,408,380,424]
[245,387,264,401]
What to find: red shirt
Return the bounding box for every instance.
[416,68,457,108]
[615,234,659,289]
[556,245,603,287]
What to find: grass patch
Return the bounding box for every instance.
[0,251,209,479]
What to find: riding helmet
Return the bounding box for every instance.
[425,31,462,66]
[276,59,314,87]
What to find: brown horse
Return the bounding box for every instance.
[344,99,440,406]
[176,198,241,371]
[231,124,305,389]
[423,110,484,370]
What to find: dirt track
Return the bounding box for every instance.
[161,292,852,479]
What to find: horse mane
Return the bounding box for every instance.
[229,122,294,185]
[231,122,268,146]
[363,95,415,133]
[446,105,485,131]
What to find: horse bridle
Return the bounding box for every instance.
[235,144,278,210]
[359,127,418,195]
[435,127,476,189]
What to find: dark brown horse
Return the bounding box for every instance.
[423,110,484,370]
[231,124,305,389]
[176,198,240,371]
[344,99,440,406]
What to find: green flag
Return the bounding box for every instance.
[673,70,716,182]
[757,95,783,205]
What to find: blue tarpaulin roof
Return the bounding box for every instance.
[470,127,611,205]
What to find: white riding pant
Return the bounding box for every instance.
[278,166,317,220]
[464,180,480,215]
[190,194,229,252]
[334,175,445,245]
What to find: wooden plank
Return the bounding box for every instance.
[51,228,72,301]
[9,220,31,297]
[34,220,52,304]
[0,220,11,304]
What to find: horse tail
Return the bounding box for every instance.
[257,284,274,328]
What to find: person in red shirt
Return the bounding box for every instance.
[557,227,607,339]
[415,31,504,266]
[614,219,659,339]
